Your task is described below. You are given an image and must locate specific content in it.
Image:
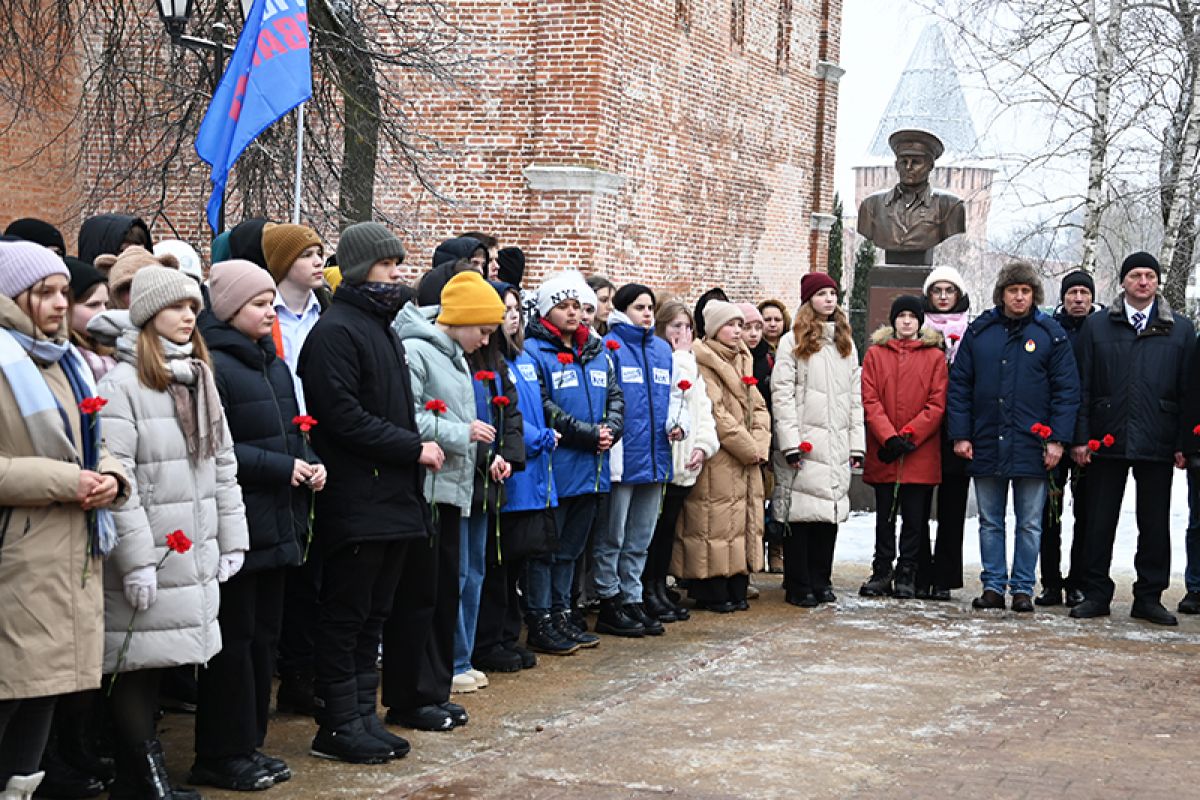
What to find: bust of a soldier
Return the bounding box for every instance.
[857,129,966,264]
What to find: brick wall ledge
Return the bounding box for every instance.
[522,165,627,195]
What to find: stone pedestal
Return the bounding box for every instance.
[866,264,933,333]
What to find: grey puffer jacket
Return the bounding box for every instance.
[93,311,249,673]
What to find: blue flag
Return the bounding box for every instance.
[195,0,312,234]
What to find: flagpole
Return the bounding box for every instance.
[292,103,305,224]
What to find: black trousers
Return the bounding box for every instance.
[1039,463,1087,591]
[689,574,749,605]
[783,522,838,596]
[195,567,285,759]
[314,539,406,692]
[474,515,526,658]
[382,505,460,711]
[277,547,322,675]
[1081,459,1174,604]
[0,696,56,780]
[573,491,609,608]
[644,484,691,586]
[931,473,970,590]
[871,483,933,574]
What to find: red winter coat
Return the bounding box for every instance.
[862,326,947,485]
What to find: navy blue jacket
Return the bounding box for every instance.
[525,319,625,498]
[947,307,1080,478]
[604,317,673,485]
[1074,296,1195,462]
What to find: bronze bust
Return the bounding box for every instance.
[857,129,966,265]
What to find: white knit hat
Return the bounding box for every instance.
[129,266,202,328]
[922,266,967,297]
[154,240,204,284]
[536,271,595,317]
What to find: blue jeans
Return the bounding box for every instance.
[453,513,487,676]
[593,483,662,603]
[523,495,598,614]
[974,476,1046,596]
[1186,470,1200,593]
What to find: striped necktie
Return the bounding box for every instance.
[1131,311,1146,333]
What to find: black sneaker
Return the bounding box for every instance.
[1068,599,1111,619]
[188,755,275,790]
[473,646,523,673]
[384,704,455,732]
[785,592,819,608]
[504,642,538,669]
[1034,587,1063,607]
[892,568,916,600]
[439,701,469,727]
[250,751,291,783]
[1177,590,1200,614]
[859,571,892,597]
[817,588,837,604]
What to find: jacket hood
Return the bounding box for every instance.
[77,214,152,266]
[606,309,655,344]
[417,260,459,307]
[869,324,944,349]
[527,315,603,361]
[228,218,271,272]
[432,237,485,270]
[393,301,462,360]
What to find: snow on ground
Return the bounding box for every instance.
[837,473,1191,577]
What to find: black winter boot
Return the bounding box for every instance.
[310,679,394,764]
[642,583,679,623]
[107,739,200,800]
[892,566,916,600]
[37,728,105,799]
[552,610,599,648]
[525,613,581,655]
[626,603,665,636]
[656,579,689,621]
[355,673,409,759]
[276,669,317,716]
[594,595,644,637]
[859,569,893,597]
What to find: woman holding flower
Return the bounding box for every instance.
[0,243,127,799]
[194,260,326,790]
[674,300,770,612]
[860,296,947,600]
[771,273,865,608]
[87,265,249,796]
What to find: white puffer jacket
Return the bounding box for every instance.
[770,324,865,524]
[98,347,248,673]
[669,350,718,488]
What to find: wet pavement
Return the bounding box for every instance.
[154,566,1200,799]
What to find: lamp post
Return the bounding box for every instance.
[157,0,243,232]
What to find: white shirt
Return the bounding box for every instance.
[274,290,322,414]
[1124,299,1152,333]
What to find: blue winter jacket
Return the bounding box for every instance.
[604,314,674,485]
[501,351,558,512]
[525,318,625,498]
[947,307,1080,479]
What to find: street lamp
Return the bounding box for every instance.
[156,0,241,231]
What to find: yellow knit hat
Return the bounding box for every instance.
[436,271,505,326]
[323,265,343,293]
[262,223,323,283]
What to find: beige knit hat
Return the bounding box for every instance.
[209,259,277,322]
[702,300,744,339]
[99,245,179,296]
[129,265,202,328]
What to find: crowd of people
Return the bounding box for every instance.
[1,212,1198,800]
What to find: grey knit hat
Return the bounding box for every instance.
[129,265,202,328]
[992,260,1044,308]
[336,222,405,286]
[0,240,69,298]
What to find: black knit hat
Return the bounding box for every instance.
[889,294,925,329]
[612,283,655,312]
[64,256,106,301]
[1059,270,1095,301]
[4,218,66,253]
[496,246,525,287]
[1120,251,1160,282]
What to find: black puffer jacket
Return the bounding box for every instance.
[77,214,152,266]
[203,317,308,572]
[1074,294,1195,461]
[297,285,431,551]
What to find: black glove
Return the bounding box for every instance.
[785,450,803,467]
[898,436,918,454]
[877,438,902,464]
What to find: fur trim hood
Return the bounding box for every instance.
[869,324,944,349]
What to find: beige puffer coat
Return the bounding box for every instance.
[672,337,770,579]
[98,342,248,673]
[771,324,865,524]
[668,350,719,488]
[0,298,127,699]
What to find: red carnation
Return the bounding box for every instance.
[1038,425,1052,440]
[474,370,496,382]
[677,380,693,392]
[292,414,318,433]
[1102,433,1115,447]
[79,397,108,415]
[741,376,759,386]
[1087,439,1101,452]
[557,353,574,365]
[948,333,961,343]
[424,399,448,414]
[799,441,813,453]
[492,396,510,407]
[900,425,915,437]
[605,340,620,351]
[165,530,193,554]
[1194,424,1200,437]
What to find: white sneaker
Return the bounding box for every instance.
[451,672,477,693]
[467,668,489,688]
[3,772,45,800]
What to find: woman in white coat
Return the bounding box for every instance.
[771,273,864,608]
[90,266,248,800]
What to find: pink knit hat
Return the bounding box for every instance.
[209,259,277,322]
[735,302,764,325]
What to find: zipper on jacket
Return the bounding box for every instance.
[263,361,299,535]
[640,331,659,482]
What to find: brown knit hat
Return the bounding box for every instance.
[262,224,322,284]
[99,246,179,296]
